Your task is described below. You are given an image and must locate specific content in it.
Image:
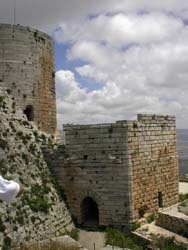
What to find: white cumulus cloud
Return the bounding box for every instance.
[55,13,184,47]
[55,10,188,128]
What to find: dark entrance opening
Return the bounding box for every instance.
[24,105,34,121]
[81,197,99,227]
[158,192,163,208]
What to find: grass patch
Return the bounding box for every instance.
[68,229,79,241]
[146,213,155,224]
[23,184,51,213]
[60,229,79,241]
[105,228,188,250]
[179,201,187,207]
[179,193,188,202]
[132,222,141,231]
[105,228,142,250]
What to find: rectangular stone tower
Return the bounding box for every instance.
[127,114,179,220]
[55,114,179,230]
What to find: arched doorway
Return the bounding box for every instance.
[24,105,34,121]
[81,197,99,227]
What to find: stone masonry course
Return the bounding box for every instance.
[47,114,179,231]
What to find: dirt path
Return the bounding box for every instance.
[78,230,105,250]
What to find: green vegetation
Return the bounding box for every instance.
[25,194,50,213]
[60,228,79,241]
[105,228,188,250]
[0,96,5,104]
[179,193,188,202]
[132,222,141,231]
[31,183,50,196]
[23,184,51,213]
[179,201,187,207]
[146,213,155,224]
[67,229,79,241]
[105,228,142,250]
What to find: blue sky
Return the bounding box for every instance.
[55,42,104,92]
[54,43,70,72]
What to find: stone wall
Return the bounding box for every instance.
[129,115,179,220]
[156,206,188,237]
[51,123,132,230]
[0,87,73,249]
[0,24,56,134]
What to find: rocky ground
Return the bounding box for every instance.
[134,222,188,245]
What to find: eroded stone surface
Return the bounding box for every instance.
[0,87,73,249]
[156,204,188,237]
[134,222,188,245]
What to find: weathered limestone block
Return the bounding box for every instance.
[156,206,188,237]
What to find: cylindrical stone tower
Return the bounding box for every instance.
[0,23,56,134]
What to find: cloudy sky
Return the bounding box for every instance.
[1,0,188,128]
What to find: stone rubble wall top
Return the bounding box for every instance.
[0,23,53,43]
[63,114,176,131]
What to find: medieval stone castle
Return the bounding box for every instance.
[0,23,179,231]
